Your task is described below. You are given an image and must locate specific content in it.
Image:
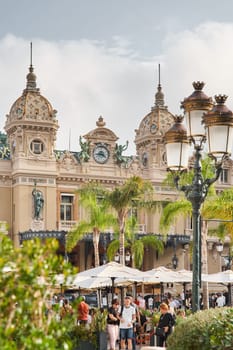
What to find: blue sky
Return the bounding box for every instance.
[1,0,233,154]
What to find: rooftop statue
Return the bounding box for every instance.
[79,136,90,162]
[114,141,129,165]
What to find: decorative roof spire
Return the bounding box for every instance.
[24,42,39,93]
[96,116,106,127]
[154,63,165,108]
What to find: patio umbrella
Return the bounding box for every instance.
[72,276,112,289]
[176,269,193,283]
[36,273,89,289]
[114,266,183,288]
[77,261,144,278]
[143,266,181,283]
[76,261,145,300]
[203,270,233,283]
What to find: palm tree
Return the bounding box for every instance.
[104,176,157,265]
[66,183,116,267]
[68,176,163,267]
[107,215,164,268]
[202,188,233,272]
[202,188,233,242]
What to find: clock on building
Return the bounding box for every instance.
[93,145,109,164]
[150,123,157,134]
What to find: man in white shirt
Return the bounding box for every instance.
[216,293,226,307]
[119,296,136,350]
[148,296,154,310]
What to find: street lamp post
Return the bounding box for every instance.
[165,82,233,312]
[171,236,178,269]
[172,253,178,270]
[114,250,131,266]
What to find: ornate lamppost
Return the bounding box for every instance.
[171,235,178,269]
[172,253,178,270]
[114,250,131,265]
[164,82,233,312]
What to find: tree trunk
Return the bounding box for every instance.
[201,220,209,309]
[119,214,125,265]
[93,228,100,267]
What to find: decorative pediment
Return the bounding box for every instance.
[84,116,118,143]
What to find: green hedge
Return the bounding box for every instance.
[0,233,76,350]
[166,307,233,350]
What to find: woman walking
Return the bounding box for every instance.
[107,299,120,350]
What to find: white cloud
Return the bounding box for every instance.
[161,21,233,114]
[1,22,233,155]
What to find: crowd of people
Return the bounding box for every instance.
[106,293,178,349]
[46,289,228,349]
[210,292,227,308]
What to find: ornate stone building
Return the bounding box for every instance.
[0,61,232,273]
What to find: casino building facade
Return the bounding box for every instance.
[0,60,232,273]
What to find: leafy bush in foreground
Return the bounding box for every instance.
[167,307,233,350]
[0,233,76,350]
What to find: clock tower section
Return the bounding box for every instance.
[83,116,118,165]
[5,64,59,164]
[4,62,59,243]
[134,67,174,180]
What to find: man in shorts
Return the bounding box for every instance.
[119,296,136,350]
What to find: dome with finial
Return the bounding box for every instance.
[5,64,58,129]
[135,64,174,145]
[154,83,165,108]
[25,65,37,91]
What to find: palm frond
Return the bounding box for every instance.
[140,235,164,254]
[202,189,233,220]
[160,199,192,232]
[132,240,144,268]
[106,239,119,261]
[208,223,229,241]
[66,221,91,251]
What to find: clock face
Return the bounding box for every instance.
[150,123,157,133]
[93,145,109,164]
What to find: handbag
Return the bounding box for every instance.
[155,327,165,337]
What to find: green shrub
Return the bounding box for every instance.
[91,308,107,332]
[69,308,108,348]
[0,233,76,350]
[69,324,97,348]
[167,307,233,350]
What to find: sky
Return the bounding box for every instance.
[1,0,233,155]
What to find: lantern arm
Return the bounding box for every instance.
[203,161,223,188]
[173,174,192,195]
[198,162,223,202]
[173,161,223,203]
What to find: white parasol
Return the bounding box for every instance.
[203,269,233,284]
